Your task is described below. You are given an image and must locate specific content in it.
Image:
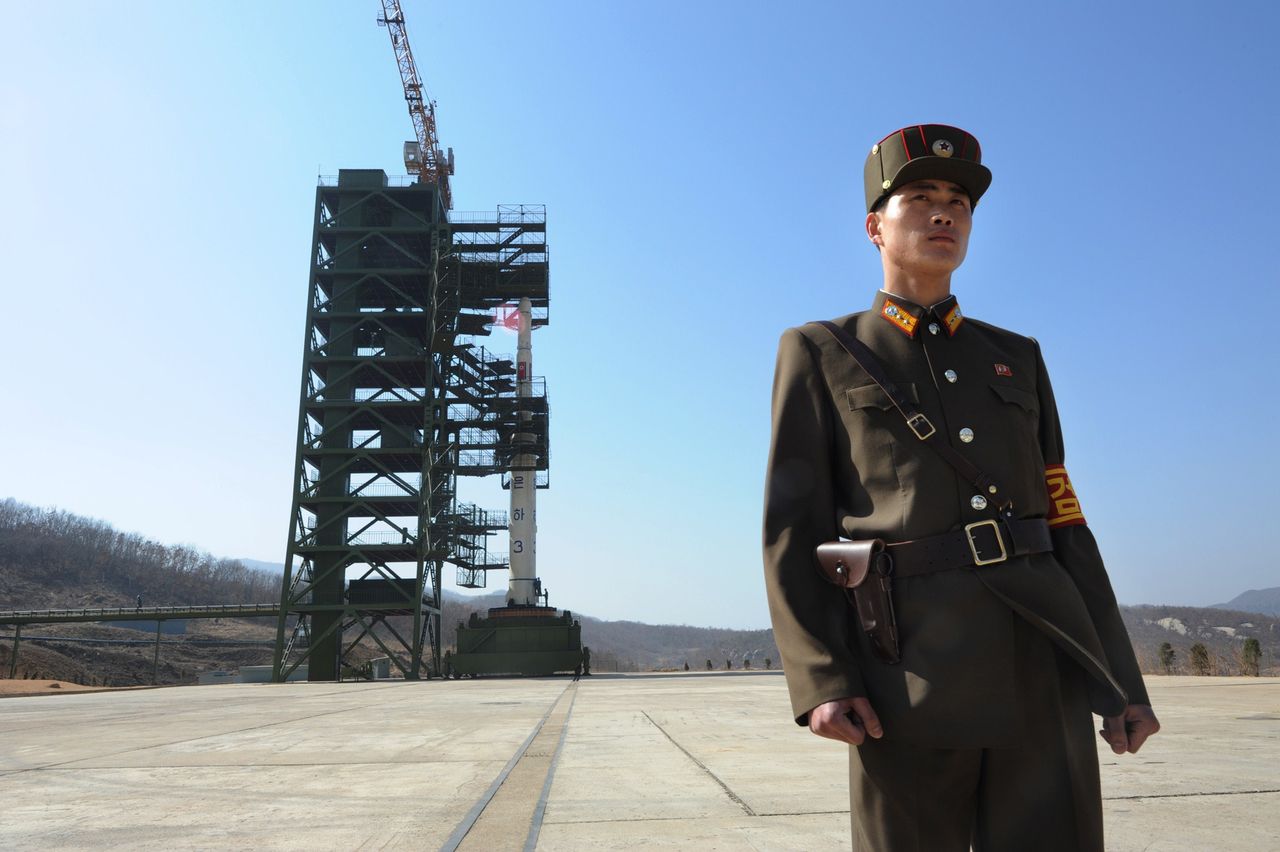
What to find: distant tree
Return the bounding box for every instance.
[683,661,690,672]
[1242,638,1262,677]
[706,659,713,671]
[725,659,731,670]
[1189,643,1211,676]
[765,658,772,670]
[1158,642,1176,674]
[743,658,751,669]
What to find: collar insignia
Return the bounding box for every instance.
[881,298,919,337]
[942,303,964,336]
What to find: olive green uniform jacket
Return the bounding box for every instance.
[762,291,1149,748]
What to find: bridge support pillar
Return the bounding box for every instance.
[7,624,19,679]
[152,621,163,684]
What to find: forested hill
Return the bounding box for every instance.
[0,498,276,610]
[0,498,779,678]
[1120,605,1279,676]
[3,497,1274,679]
[0,498,280,686]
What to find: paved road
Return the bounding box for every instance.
[0,673,1276,850]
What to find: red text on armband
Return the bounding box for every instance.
[1044,464,1087,528]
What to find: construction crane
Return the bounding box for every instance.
[377,0,455,209]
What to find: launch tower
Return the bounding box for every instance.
[271,0,579,682]
[270,178,555,681]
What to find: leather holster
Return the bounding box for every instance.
[815,540,901,665]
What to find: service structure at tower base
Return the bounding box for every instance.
[447,605,584,677]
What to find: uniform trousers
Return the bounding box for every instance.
[848,614,1103,852]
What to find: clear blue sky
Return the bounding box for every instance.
[2,2,1276,628]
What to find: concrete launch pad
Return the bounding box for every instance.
[1,673,1277,850]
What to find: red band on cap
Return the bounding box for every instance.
[899,128,911,162]
[917,125,927,152]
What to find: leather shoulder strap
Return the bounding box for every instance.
[810,320,1009,508]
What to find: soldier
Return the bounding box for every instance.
[762,124,1159,850]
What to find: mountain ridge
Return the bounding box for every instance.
[1210,587,1280,617]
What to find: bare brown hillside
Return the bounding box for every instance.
[0,499,280,686]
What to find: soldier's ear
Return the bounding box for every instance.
[866,211,883,249]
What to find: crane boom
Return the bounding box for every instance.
[377,0,454,209]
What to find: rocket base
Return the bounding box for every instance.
[446,606,584,677]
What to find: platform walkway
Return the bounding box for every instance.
[0,673,1276,850]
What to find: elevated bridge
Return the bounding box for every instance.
[0,604,280,681]
[0,604,279,626]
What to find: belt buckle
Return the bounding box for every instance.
[906,413,936,441]
[964,519,1008,566]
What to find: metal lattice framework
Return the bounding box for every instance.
[272,174,550,682]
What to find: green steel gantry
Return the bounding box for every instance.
[271,171,549,682]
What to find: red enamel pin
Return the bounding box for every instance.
[994,364,1012,377]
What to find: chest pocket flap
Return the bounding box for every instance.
[846,383,918,411]
[990,383,1039,413]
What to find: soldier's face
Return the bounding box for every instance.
[867,179,972,276]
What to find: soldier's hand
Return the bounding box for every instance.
[1100,704,1161,755]
[808,697,883,746]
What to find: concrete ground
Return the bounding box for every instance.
[0,673,1276,851]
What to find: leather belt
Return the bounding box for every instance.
[885,518,1052,578]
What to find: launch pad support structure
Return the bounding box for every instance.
[271,170,556,681]
[447,296,586,678]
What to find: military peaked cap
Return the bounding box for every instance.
[864,124,992,212]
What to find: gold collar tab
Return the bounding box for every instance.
[881,298,919,337]
[942,302,964,336]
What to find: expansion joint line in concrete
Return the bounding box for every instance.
[546,810,852,827]
[1106,788,1280,801]
[439,683,575,852]
[641,710,756,816]
[523,685,578,852]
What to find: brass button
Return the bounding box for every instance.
[970,495,988,510]
[959,427,975,443]
[944,369,958,383]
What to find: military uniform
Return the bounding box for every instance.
[762,125,1150,850]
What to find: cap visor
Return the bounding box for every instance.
[885,158,992,207]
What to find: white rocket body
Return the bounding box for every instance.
[507,297,537,605]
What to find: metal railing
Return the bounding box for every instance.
[347,529,415,545]
[0,603,281,625]
[317,174,423,188]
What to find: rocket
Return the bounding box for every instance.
[507,297,537,606]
